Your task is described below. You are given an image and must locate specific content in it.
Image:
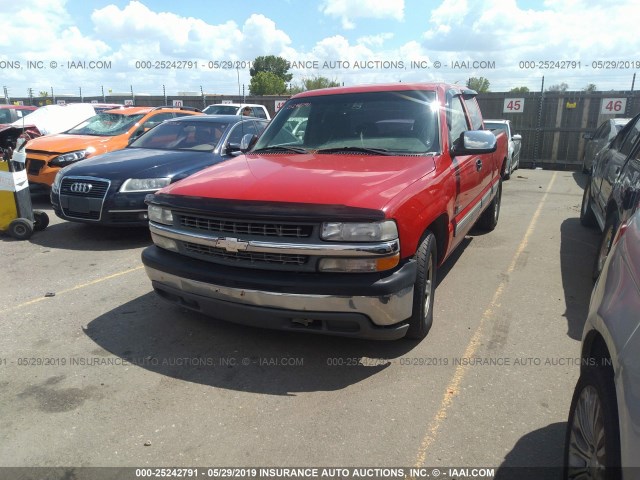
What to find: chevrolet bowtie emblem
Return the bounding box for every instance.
[215,237,249,252]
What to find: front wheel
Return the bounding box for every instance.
[478,180,502,231]
[405,232,437,340]
[564,366,621,480]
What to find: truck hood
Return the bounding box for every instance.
[160,153,437,211]
[61,148,220,180]
[26,134,117,155]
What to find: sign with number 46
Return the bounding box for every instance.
[600,98,626,115]
[503,98,524,113]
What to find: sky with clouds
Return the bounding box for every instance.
[1,0,638,98]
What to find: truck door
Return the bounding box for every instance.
[447,93,484,233]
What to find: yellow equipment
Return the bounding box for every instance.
[0,159,49,240]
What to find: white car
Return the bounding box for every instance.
[203,103,270,120]
[485,119,521,179]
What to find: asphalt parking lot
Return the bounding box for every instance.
[0,169,602,478]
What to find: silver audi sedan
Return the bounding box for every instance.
[565,209,640,479]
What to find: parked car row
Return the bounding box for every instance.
[51,115,268,225]
[567,112,640,478]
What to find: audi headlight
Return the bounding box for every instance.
[50,148,94,167]
[120,178,171,192]
[148,204,173,225]
[321,220,398,242]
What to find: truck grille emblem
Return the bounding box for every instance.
[215,237,249,252]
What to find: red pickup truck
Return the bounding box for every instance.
[141,83,508,340]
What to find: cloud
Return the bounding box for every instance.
[319,0,404,29]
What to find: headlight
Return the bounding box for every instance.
[120,178,171,192]
[49,148,94,167]
[321,220,398,242]
[148,204,173,225]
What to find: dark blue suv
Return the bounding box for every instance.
[581,112,640,280]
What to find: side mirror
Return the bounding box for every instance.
[240,133,258,152]
[583,133,593,140]
[452,130,497,156]
[512,134,522,141]
[225,143,242,155]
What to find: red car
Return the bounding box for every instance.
[142,83,508,340]
[0,105,37,125]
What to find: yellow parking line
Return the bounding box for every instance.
[0,265,144,314]
[413,172,559,467]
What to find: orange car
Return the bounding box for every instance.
[25,106,202,187]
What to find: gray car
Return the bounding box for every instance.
[582,118,631,173]
[564,209,640,479]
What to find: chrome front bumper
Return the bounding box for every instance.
[145,266,414,330]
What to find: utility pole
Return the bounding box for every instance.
[532,76,545,169]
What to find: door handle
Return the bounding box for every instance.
[475,158,483,171]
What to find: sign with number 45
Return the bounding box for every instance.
[600,98,626,115]
[503,98,524,113]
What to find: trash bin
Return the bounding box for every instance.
[0,156,49,240]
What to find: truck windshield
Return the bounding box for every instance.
[484,122,507,134]
[66,113,145,136]
[254,90,439,154]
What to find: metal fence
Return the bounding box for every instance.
[5,89,640,170]
[476,90,639,170]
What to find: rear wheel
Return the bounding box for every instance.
[504,157,512,180]
[8,218,34,240]
[478,180,502,231]
[564,366,621,480]
[33,210,49,231]
[405,232,437,340]
[580,182,597,228]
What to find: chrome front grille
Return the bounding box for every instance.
[61,177,110,198]
[178,214,313,238]
[183,242,308,266]
[59,176,111,222]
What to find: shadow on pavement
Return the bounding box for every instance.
[29,221,151,251]
[559,218,601,340]
[86,292,418,395]
[494,422,566,480]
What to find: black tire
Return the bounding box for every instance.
[478,180,502,231]
[504,157,512,180]
[8,218,34,240]
[580,182,597,228]
[33,210,49,231]
[405,232,437,340]
[592,215,618,282]
[564,366,621,480]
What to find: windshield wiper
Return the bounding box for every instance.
[252,145,308,154]
[316,146,392,156]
